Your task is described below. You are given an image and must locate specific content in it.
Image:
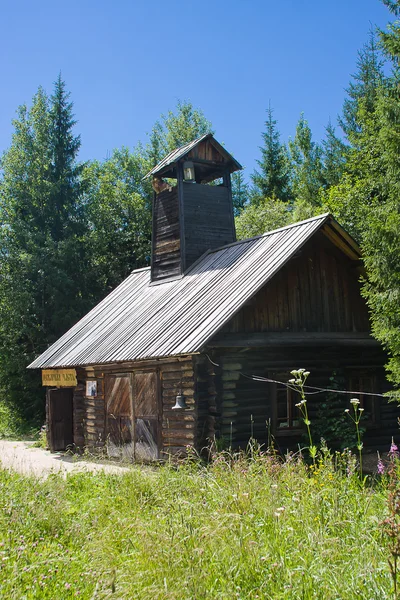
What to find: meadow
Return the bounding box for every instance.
[0,446,395,600]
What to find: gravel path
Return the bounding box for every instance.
[0,440,129,478]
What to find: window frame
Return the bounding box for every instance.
[271,375,302,435]
[347,371,380,426]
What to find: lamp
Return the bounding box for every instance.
[183,161,195,182]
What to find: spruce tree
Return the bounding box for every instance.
[231,170,249,216]
[289,114,325,206]
[361,1,400,392]
[321,121,348,188]
[251,105,292,204]
[339,30,385,140]
[0,78,96,422]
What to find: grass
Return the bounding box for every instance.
[0,447,394,599]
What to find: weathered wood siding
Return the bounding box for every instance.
[187,139,226,164]
[72,357,198,459]
[183,183,235,270]
[72,384,85,449]
[219,232,369,336]
[151,187,181,282]
[199,346,397,452]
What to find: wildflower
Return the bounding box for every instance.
[389,438,399,457]
[344,408,349,413]
[65,583,71,589]
[377,458,385,475]
[350,398,360,405]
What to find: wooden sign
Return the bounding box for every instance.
[42,369,77,387]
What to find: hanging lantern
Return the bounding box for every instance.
[183,161,195,182]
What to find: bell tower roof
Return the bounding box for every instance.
[144,133,242,183]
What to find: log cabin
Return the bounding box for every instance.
[28,134,398,459]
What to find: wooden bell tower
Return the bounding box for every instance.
[145,133,242,284]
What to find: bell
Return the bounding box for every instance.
[172,394,187,410]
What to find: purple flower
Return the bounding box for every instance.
[389,438,399,457]
[377,459,385,475]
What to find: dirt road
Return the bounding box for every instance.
[0,440,129,477]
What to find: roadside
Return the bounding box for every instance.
[0,440,129,477]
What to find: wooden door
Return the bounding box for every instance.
[132,371,160,461]
[47,388,73,452]
[105,375,133,454]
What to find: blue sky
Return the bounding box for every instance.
[1,0,393,176]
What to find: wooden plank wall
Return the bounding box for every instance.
[220,232,370,335]
[187,139,225,163]
[72,358,198,459]
[183,183,235,270]
[151,187,181,282]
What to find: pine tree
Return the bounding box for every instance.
[231,170,249,216]
[361,2,400,392]
[339,29,385,140]
[251,105,292,204]
[322,121,348,188]
[0,78,96,422]
[289,114,325,206]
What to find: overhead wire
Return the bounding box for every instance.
[205,353,389,399]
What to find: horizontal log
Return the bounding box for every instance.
[220,363,242,371]
[221,372,241,382]
[162,382,194,391]
[222,382,237,390]
[162,430,195,439]
[162,370,194,380]
[209,332,380,348]
[162,422,194,430]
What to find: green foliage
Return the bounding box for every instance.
[84,149,152,291]
[289,114,325,207]
[339,30,385,139]
[251,105,292,204]
[148,100,213,161]
[235,196,291,239]
[322,121,348,187]
[0,453,392,599]
[231,170,249,216]
[0,79,98,423]
[313,372,357,450]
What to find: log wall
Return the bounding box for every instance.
[71,357,198,459]
[199,346,398,453]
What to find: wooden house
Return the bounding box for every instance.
[28,134,397,458]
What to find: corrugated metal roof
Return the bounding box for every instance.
[143,133,242,179]
[28,214,351,369]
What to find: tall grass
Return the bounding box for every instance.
[0,448,392,599]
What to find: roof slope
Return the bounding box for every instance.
[28,214,359,369]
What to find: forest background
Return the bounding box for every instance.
[1,0,400,430]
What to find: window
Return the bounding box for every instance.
[348,372,379,425]
[272,375,302,433]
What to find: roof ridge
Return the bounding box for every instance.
[204,212,331,255]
